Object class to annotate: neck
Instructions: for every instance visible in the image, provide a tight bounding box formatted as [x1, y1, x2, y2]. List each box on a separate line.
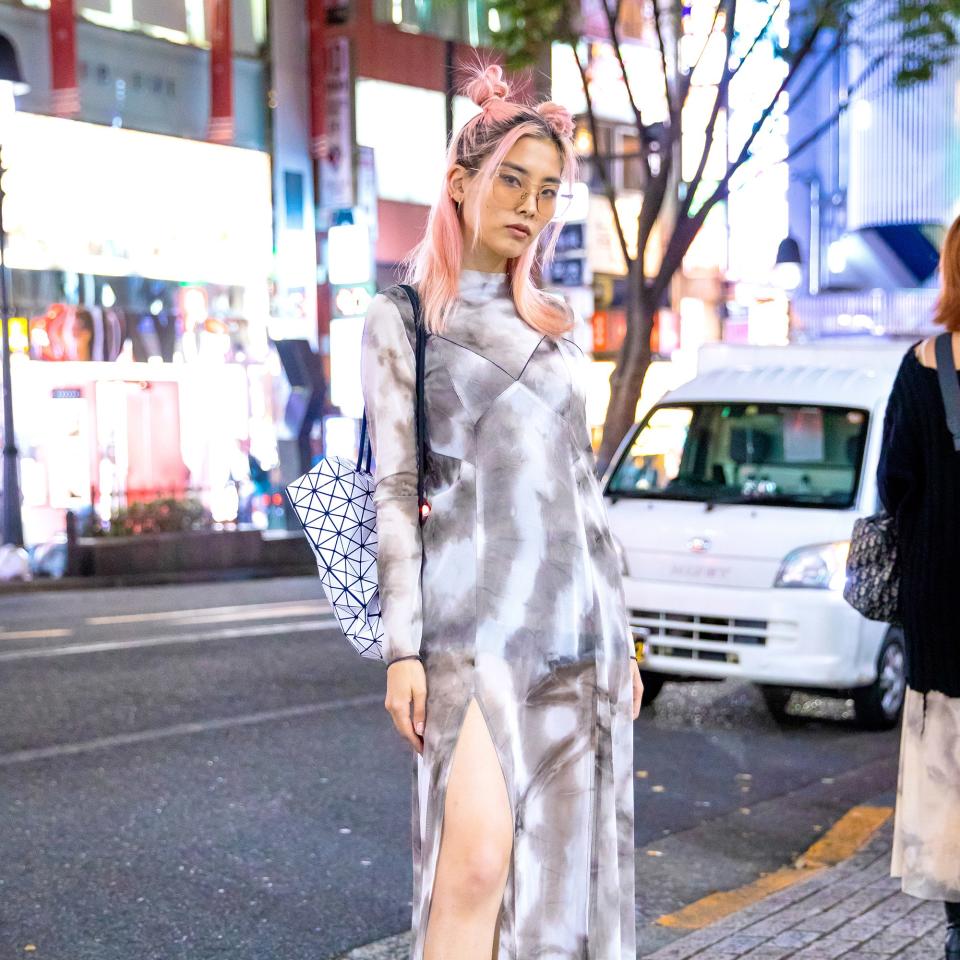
[460, 237, 507, 273]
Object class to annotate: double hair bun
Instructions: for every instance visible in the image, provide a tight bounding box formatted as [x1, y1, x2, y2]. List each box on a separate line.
[464, 64, 574, 140]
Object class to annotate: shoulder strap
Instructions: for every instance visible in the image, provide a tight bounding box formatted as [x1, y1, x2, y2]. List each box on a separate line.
[934, 332, 960, 452]
[356, 284, 428, 488]
[397, 283, 430, 524]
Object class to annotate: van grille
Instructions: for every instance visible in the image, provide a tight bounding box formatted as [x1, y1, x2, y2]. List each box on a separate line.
[629, 609, 771, 648]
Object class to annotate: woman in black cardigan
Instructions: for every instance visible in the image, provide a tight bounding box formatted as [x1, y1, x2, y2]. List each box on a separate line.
[877, 216, 960, 960]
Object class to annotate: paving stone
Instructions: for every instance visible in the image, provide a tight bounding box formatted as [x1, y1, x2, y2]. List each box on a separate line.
[639, 821, 946, 960]
[769, 930, 821, 948]
[789, 939, 855, 959]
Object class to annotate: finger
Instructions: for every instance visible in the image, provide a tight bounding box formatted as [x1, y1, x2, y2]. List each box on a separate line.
[391, 708, 420, 752]
[412, 687, 427, 740]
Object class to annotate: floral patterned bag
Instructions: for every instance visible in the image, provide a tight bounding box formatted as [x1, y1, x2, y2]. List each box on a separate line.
[844, 511, 900, 623]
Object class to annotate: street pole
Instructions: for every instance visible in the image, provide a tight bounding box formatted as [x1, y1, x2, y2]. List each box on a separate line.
[0, 139, 22, 546]
[0, 35, 30, 549]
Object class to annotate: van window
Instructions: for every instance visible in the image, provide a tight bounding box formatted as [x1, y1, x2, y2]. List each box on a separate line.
[607, 402, 869, 509]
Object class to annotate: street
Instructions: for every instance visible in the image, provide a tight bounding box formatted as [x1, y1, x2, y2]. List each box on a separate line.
[0, 576, 900, 960]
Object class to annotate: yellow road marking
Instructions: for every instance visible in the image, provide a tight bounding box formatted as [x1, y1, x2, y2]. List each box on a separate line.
[0, 628, 72, 640]
[796, 804, 892, 869]
[656, 804, 893, 930]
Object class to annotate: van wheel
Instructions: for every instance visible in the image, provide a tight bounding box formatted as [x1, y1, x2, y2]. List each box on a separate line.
[852, 628, 906, 730]
[759, 685, 794, 723]
[639, 671, 665, 706]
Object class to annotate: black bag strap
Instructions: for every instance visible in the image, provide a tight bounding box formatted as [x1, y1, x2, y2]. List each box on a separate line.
[397, 283, 430, 525]
[356, 410, 373, 473]
[934, 332, 960, 452]
[356, 284, 430, 524]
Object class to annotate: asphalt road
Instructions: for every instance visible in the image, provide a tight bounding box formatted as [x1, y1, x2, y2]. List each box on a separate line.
[0, 576, 900, 959]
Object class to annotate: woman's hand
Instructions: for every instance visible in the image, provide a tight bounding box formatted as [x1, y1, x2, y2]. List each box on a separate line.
[630, 659, 644, 720]
[385, 658, 427, 755]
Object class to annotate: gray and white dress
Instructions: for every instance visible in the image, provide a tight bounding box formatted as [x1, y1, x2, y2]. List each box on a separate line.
[360, 268, 637, 959]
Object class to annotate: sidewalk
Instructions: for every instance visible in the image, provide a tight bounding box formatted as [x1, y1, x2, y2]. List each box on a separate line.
[338, 819, 945, 959]
[646, 819, 943, 960]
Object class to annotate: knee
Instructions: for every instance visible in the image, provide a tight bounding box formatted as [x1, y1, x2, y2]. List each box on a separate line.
[447, 842, 511, 903]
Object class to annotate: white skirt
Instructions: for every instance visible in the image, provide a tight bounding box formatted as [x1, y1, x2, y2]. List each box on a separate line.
[890, 686, 960, 901]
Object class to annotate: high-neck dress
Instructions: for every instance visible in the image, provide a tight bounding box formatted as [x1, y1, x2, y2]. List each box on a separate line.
[359, 268, 637, 959]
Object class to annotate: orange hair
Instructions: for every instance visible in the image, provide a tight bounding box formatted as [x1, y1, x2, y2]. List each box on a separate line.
[933, 214, 960, 332]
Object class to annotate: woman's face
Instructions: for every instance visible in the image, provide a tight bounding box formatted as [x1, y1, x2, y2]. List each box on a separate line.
[448, 135, 564, 272]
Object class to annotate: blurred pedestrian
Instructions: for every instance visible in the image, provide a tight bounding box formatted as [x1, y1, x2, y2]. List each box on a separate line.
[359, 62, 642, 960]
[877, 213, 960, 960]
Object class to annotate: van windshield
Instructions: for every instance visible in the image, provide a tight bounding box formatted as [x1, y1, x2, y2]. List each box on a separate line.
[606, 402, 869, 509]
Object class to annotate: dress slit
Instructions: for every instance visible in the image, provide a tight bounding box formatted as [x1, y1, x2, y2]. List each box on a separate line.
[471, 689, 518, 959]
[412, 687, 518, 960]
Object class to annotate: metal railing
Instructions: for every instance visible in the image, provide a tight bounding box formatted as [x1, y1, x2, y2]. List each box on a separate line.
[791, 289, 940, 339]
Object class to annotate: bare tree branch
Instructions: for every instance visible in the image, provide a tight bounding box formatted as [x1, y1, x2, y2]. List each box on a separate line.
[681, 0, 727, 108]
[728, 0, 788, 83]
[571, 40, 631, 268]
[678, 0, 737, 225]
[655, 41, 889, 303]
[599, 0, 652, 176]
[729, 48, 891, 191]
[651, 0, 676, 122]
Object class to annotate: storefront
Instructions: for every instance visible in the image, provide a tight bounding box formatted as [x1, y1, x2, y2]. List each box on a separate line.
[3, 112, 277, 544]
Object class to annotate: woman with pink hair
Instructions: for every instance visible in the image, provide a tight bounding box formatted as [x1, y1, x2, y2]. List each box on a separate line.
[360, 62, 642, 959]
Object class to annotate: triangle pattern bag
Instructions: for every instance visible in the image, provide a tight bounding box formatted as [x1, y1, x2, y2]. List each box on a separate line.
[284, 283, 429, 661]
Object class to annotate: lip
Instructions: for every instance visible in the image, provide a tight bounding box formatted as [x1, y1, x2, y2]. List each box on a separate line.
[505, 224, 531, 238]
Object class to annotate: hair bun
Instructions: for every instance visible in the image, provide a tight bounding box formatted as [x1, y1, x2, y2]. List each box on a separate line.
[535, 101, 575, 140]
[464, 64, 510, 109]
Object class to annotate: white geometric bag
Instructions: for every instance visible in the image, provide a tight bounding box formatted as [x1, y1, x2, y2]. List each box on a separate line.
[284, 283, 429, 661]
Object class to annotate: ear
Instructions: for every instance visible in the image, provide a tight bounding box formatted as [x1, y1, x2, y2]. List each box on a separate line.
[447, 164, 468, 203]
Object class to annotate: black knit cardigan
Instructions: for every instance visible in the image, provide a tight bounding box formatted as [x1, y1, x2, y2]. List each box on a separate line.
[876, 344, 960, 697]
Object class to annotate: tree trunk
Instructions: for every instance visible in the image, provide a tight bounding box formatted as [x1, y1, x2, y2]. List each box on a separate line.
[595, 267, 655, 476]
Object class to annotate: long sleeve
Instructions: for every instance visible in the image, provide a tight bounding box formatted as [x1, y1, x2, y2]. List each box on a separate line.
[359, 292, 424, 664]
[877, 355, 921, 517]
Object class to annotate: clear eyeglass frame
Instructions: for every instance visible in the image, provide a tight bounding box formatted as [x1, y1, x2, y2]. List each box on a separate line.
[468, 165, 575, 222]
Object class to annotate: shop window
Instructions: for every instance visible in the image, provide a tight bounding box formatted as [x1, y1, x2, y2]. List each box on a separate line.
[132, 0, 188, 36]
[373, 0, 496, 45]
[69, 0, 263, 53]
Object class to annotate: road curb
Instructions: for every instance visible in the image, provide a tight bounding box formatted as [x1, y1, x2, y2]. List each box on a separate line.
[654, 803, 893, 931]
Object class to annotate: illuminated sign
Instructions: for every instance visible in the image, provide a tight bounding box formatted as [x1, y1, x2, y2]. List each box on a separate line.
[333, 282, 376, 319]
[3, 112, 273, 286]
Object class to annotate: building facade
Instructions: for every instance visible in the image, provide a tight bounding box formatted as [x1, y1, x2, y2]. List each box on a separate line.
[785, 12, 960, 338]
[1, 0, 290, 542]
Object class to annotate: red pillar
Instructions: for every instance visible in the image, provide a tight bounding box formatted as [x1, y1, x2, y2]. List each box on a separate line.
[207, 0, 234, 143]
[49, 0, 80, 117]
[307, 0, 327, 160]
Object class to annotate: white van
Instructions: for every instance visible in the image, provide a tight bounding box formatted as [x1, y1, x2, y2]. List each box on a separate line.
[601, 339, 910, 729]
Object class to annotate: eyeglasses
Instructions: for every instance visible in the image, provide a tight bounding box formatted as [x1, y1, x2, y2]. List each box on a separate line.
[473, 167, 574, 221]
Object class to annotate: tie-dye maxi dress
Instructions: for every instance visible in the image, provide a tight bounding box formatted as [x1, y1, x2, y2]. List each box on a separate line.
[359, 268, 637, 960]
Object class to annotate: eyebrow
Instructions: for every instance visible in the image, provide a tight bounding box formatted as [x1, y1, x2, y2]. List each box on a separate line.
[500, 161, 562, 185]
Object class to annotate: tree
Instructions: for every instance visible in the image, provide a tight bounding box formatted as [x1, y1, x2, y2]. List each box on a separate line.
[488, 0, 960, 472]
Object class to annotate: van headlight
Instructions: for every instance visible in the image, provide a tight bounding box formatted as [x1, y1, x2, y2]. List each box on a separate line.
[774, 542, 850, 591]
[611, 533, 629, 577]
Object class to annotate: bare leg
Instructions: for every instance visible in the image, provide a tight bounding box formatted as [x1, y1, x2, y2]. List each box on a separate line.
[423, 697, 513, 960]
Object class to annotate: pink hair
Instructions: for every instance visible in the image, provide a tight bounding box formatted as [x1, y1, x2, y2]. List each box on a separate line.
[400, 63, 579, 338]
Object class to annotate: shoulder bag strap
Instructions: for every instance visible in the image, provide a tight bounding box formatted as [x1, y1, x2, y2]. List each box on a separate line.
[355, 284, 424, 479]
[356, 411, 373, 473]
[397, 283, 430, 524]
[934, 332, 960, 452]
